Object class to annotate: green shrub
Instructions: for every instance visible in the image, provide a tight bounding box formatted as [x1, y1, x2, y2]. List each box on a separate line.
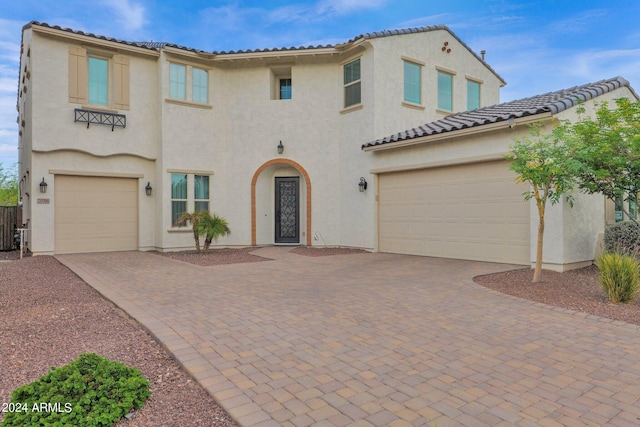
[1, 353, 150, 427]
[596, 252, 640, 303]
[604, 221, 640, 254]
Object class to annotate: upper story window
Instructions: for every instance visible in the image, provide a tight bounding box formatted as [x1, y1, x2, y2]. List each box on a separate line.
[68, 46, 130, 110]
[437, 70, 453, 112]
[169, 63, 187, 100]
[344, 58, 361, 108]
[279, 78, 292, 100]
[467, 79, 481, 111]
[403, 60, 421, 104]
[168, 63, 210, 105]
[192, 68, 209, 104]
[88, 57, 108, 105]
[271, 66, 292, 100]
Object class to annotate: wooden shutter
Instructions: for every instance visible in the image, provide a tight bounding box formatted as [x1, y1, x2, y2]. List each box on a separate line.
[68, 46, 87, 104]
[113, 55, 130, 110]
[605, 198, 615, 225]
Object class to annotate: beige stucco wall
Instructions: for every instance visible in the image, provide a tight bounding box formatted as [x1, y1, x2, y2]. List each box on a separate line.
[21, 29, 160, 254]
[366, 85, 638, 269]
[368, 30, 503, 139]
[20, 24, 510, 254]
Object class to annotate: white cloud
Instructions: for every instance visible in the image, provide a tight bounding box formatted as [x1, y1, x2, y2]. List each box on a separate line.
[315, 0, 388, 16]
[266, 0, 388, 24]
[0, 77, 17, 93]
[200, 3, 262, 33]
[0, 19, 24, 41]
[547, 9, 607, 36]
[0, 141, 18, 167]
[99, 0, 147, 32]
[399, 14, 452, 28]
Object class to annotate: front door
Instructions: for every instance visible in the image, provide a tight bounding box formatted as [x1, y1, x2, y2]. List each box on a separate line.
[275, 177, 299, 244]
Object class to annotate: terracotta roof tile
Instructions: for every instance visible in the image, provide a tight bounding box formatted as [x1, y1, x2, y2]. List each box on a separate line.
[23, 21, 503, 83]
[363, 76, 635, 149]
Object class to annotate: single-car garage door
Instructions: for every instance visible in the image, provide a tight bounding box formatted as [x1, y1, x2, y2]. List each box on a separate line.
[378, 160, 530, 264]
[55, 175, 138, 254]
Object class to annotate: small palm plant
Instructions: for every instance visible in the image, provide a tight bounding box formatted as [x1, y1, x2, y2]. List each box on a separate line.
[197, 213, 231, 252]
[177, 211, 206, 252]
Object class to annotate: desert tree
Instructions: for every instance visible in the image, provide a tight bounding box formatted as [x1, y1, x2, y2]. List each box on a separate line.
[507, 122, 580, 282]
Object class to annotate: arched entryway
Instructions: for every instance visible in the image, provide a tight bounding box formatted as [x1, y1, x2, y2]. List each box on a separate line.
[251, 159, 312, 246]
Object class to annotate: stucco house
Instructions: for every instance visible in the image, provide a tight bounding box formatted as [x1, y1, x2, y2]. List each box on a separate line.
[16, 21, 638, 271]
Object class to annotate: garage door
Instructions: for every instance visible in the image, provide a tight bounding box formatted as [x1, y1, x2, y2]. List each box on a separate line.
[378, 160, 530, 264]
[55, 176, 138, 254]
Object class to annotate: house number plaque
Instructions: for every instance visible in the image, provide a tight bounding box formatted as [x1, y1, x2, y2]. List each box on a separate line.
[37, 198, 50, 204]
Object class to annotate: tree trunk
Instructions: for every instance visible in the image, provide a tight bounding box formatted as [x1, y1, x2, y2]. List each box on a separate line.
[532, 184, 547, 283]
[533, 214, 544, 283]
[193, 231, 201, 253]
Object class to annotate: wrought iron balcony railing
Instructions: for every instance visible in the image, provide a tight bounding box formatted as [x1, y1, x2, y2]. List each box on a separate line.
[74, 108, 126, 131]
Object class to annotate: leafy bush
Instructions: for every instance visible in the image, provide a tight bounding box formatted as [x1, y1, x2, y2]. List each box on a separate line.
[1, 353, 150, 427]
[596, 252, 640, 303]
[604, 221, 640, 254]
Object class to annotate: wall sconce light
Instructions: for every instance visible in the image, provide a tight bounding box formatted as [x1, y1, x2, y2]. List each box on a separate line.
[277, 140, 284, 155]
[145, 182, 152, 196]
[359, 177, 368, 192]
[39, 177, 47, 193]
[507, 118, 516, 129]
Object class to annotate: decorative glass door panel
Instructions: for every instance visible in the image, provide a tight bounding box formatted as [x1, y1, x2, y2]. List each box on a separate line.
[275, 177, 299, 243]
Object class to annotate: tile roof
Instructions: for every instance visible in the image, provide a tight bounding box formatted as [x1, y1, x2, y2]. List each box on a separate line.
[23, 21, 503, 83]
[363, 76, 636, 149]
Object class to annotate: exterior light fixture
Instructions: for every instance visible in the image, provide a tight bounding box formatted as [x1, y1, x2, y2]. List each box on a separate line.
[359, 177, 368, 192]
[507, 118, 516, 129]
[277, 140, 284, 155]
[145, 181, 152, 196]
[39, 177, 48, 193]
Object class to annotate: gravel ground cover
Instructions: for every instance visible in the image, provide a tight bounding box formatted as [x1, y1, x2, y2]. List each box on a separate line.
[0, 254, 238, 426]
[151, 247, 268, 266]
[290, 246, 368, 256]
[474, 264, 640, 326]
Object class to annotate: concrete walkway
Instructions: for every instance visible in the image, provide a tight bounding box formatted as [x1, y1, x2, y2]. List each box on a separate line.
[56, 250, 640, 427]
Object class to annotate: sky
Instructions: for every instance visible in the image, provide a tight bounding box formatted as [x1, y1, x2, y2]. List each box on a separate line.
[1, 0, 639, 167]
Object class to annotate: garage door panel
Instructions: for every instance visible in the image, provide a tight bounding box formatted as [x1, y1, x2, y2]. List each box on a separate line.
[379, 161, 529, 265]
[55, 176, 138, 254]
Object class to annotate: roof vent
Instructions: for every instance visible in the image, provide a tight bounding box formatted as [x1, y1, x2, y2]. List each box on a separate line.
[481, 50, 486, 61]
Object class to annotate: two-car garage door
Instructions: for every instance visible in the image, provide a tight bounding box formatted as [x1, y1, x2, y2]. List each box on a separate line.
[55, 176, 138, 254]
[378, 160, 530, 265]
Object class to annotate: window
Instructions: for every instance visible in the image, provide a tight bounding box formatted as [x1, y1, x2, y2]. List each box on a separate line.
[616, 194, 639, 222]
[68, 47, 130, 109]
[171, 174, 187, 227]
[192, 68, 208, 103]
[344, 58, 361, 108]
[437, 71, 453, 111]
[279, 78, 292, 100]
[88, 57, 108, 105]
[403, 61, 421, 104]
[467, 80, 481, 111]
[630, 196, 638, 220]
[271, 67, 292, 100]
[169, 63, 186, 100]
[194, 175, 209, 213]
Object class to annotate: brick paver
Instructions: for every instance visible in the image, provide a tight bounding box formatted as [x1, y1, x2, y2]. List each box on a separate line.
[56, 250, 640, 426]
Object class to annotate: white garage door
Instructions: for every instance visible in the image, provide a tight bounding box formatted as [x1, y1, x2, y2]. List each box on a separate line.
[378, 160, 530, 264]
[55, 176, 138, 254]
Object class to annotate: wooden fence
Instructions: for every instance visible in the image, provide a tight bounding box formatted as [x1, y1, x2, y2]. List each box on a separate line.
[0, 206, 18, 250]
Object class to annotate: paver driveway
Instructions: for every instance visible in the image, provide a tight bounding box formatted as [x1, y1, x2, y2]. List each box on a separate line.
[57, 249, 640, 427]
